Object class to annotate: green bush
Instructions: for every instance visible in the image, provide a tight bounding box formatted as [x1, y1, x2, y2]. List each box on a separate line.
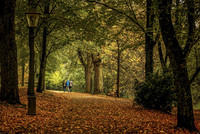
[134, 70, 175, 113]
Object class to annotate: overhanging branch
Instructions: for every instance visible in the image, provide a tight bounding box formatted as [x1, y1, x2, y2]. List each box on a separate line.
[85, 0, 145, 32]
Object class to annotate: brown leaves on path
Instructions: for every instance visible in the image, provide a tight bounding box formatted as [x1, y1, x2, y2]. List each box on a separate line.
[0, 88, 200, 133]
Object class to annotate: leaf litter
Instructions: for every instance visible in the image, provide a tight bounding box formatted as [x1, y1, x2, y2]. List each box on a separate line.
[0, 88, 200, 133]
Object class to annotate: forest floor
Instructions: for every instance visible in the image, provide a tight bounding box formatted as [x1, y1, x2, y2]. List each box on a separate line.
[0, 88, 200, 134]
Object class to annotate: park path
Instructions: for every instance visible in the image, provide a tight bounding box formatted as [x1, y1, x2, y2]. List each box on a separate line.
[0, 89, 199, 133]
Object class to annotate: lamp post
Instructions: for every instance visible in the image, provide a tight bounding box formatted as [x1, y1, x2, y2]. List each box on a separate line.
[26, 8, 40, 115]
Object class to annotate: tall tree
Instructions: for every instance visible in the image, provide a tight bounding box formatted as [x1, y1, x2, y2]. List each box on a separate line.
[145, 0, 155, 79]
[116, 40, 120, 97]
[77, 47, 93, 93]
[37, 0, 50, 92]
[0, 0, 20, 104]
[157, 0, 196, 131]
[21, 58, 25, 86]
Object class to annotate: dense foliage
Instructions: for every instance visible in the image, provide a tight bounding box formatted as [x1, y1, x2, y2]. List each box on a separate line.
[134, 69, 175, 113]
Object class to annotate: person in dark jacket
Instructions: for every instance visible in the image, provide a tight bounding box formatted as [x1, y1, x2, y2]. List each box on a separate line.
[69, 81, 73, 92]
[63, 80, 66, 92]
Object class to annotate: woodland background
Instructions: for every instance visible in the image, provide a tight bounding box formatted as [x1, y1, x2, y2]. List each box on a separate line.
[0, 0, 200, 132]
[12, 0, 199, 106]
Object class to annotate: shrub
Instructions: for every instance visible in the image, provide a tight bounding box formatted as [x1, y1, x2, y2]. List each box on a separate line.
[134, 70, 175, 113]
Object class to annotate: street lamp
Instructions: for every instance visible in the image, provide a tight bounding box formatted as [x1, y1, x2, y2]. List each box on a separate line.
[26, 9, 40, 28]
[26, 8, 40, 115]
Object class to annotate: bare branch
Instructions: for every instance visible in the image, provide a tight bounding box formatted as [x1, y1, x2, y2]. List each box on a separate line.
[47, 24, 57, 35]
[49, 4, 57, 14]
[127, 0, 138, 21]
[46, 43, 66, 58]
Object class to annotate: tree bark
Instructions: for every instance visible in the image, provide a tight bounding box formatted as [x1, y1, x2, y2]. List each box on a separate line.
[158, 42, 166, 69]
[36, 57, 47, 92]
[0, 0, 20, 104]
[145, 0, 154, 79]
[93, 54, 103, 94]
[37, 0, 50, 92]
[157, 0, 196, 131]
[183, 0, 196, 58]
[21, 60, 25, 86]
[85, 53, 93, 93]
[77, 48, 93, 93]
[116, 41, 120, 97]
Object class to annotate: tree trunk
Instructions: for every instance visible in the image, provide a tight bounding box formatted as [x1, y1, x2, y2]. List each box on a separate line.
[21, 61, 25, 86]
[93, 54, 103, 94]
[37, 0, 49, 92]
[158, 0, 196, 131]
[0, 0, 20, 104]
[145, 0, 154, 79]
[116, 42, 120, 97]
[85, 53, 92, 93]
[158, 42, 166, 69]
[195, 47, 199, 69]
[34, 53, 38, 81]
[77, 48, 94, 93]
[77, 48, 88, 92]
[36, 57, 47, 92]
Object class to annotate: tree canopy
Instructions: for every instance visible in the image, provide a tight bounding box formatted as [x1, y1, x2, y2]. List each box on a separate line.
[0, 0, 199, 132]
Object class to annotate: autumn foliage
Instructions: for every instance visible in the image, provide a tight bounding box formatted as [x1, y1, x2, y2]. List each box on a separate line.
[0, 88, 200, 133]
